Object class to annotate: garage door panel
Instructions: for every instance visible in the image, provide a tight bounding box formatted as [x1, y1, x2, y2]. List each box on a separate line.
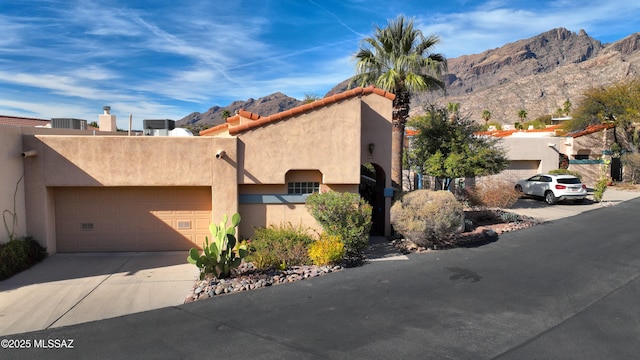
[55, 187, 212, 252]
[501, 160, 541, 181]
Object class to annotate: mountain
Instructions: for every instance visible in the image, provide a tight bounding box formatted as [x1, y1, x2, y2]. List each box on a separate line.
[421, 28, 640, 123]
[179, 28, 640, 129]
[177, 92, 303, 129]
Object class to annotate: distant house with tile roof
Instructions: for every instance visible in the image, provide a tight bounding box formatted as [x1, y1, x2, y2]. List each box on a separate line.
[0, 115, 51, 128]
[479, 122, 618, 186]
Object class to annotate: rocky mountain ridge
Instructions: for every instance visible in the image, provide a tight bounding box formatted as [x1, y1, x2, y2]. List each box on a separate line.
[178, 92, 303, 129]
[178, 27, 640, 129]
[423, 28, 640, 123]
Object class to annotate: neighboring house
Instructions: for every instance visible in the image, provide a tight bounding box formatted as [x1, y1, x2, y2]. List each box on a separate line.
[0, 116, 107, 246]
[478, 123, 617, 186]
[1, 86, 394, 253]
[0, 115, 51, 128]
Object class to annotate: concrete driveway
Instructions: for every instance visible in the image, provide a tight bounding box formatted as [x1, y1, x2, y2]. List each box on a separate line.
[0, 252, 198, 336]
[508, 188, 640, 222]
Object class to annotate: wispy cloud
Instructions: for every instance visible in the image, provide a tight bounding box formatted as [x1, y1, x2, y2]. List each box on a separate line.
[1, 0, 639, 128]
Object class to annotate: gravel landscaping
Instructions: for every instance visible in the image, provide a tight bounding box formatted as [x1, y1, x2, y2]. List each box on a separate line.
[184, 209, 540, 303]
[185, 262, 343, 303]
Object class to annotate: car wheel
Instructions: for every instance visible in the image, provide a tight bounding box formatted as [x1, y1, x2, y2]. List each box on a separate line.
[515, 184, 523, 193]
[544, 191, 557, 205]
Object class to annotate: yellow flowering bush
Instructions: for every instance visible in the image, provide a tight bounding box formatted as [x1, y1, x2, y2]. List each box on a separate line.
[308, 234, 344, 266]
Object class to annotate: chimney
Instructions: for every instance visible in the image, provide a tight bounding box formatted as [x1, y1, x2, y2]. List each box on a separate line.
[99, 105, 117, 132]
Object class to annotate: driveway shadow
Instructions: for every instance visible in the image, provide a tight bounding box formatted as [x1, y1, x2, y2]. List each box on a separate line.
[0, 252, 190, 289]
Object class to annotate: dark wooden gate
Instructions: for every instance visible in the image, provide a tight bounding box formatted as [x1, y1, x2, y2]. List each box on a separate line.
[611, 157, 623, 181]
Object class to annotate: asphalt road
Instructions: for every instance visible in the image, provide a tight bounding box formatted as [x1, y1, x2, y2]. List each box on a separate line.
[3, 198, 640, 359]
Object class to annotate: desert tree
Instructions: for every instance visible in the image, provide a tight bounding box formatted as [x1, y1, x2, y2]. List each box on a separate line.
[565, 79, 640, 153]
[408, 105, 508, 190]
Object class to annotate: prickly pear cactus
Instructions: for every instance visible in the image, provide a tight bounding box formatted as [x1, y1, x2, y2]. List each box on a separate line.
[187, 213, 248, 279]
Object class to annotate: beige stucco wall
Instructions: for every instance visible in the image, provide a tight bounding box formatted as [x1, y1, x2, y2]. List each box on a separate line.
[485, 136, 564, 183]
[237, 97, 362, 185]
[0, 127, 27, 243]
[360, 95, 393, 182]
[504, 136, 564, 171]
[238, 204, 321, 240]
[1, 126, 120, 245]
[564, 129, 613, 186]
[236, 93, 393, 237]
[22, 135, 238, 253]
[566, 129, 611, 159]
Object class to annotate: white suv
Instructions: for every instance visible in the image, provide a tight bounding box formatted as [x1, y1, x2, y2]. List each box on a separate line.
[515, 173, 588, 205]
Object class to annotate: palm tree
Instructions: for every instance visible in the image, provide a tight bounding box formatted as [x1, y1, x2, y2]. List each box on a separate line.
[517, 109, 528, 122]
[221, 109, 231, 121]
[447, 102, 460, 122]
[481, 109, 491, 125]
[562, 99, 572, 116]
[352, 15, 447, 190]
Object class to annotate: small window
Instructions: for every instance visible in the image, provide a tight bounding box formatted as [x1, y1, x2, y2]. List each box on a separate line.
[287, 182, 320, 194]
[177, 221, 192, 230]
[81, 223, 94, 231]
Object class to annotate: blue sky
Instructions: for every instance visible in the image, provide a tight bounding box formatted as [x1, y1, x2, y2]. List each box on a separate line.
[1, 0, 639, 129]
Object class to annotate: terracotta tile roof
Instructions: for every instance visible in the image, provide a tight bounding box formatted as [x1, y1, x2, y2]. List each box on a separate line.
[476, 124, 565, 138]
[199, 86, 395, 136]
[568, 123, 615, 138]
[526, 124, 563, 132]
[0, 115, 50, 127]
[405, 129, 419, 137]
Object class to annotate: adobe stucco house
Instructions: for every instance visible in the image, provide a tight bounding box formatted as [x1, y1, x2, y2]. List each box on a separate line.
[1, 86, 394, 253]
[480, 123, 617, 186]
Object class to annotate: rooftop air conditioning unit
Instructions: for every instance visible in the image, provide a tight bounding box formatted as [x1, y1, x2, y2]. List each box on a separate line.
[143, 119, 175, 136]
[51, 118, 88, 130]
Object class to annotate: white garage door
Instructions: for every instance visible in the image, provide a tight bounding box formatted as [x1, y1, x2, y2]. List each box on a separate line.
[55, 187, 211, 252]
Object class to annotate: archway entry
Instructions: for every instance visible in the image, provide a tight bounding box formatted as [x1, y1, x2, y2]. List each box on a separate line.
[360, 163, 386, 235]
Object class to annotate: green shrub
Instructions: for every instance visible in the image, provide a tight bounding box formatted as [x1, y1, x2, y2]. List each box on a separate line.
[308, 234, 344, 266]
[548, 169, 582, 181]
[593, 176, 608, 202]
[246, 222, 314, 270]
[306, 191, 372, 263]
[390, 190, 464, 248]
[466, 180, 521, 208]
[0, 237, 47, 280]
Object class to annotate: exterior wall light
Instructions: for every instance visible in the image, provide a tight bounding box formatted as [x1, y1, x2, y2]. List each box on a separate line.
[368, 143, 375, 155]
